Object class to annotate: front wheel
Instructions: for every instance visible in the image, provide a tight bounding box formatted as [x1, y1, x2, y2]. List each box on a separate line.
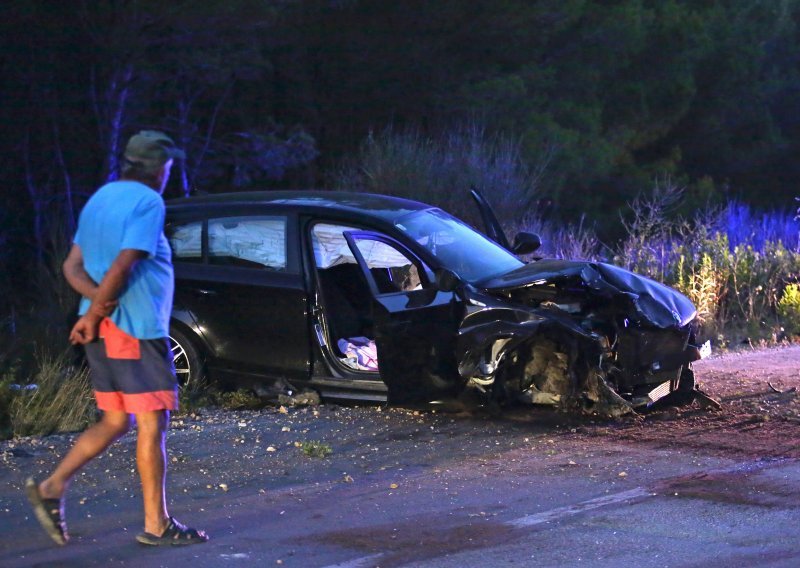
[168, 327, 204, 389]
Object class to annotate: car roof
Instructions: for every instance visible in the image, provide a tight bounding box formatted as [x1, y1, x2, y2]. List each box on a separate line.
[166, 190, 431, 222]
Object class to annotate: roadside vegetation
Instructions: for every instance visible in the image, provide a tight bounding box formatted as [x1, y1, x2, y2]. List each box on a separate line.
[522, 181, 800, 348]
[0, 351, 95, 439]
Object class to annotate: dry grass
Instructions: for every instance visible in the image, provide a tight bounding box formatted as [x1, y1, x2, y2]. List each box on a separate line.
[8, 349, 96, 437]
[177, 376, 219, 415]
[218, 388, 264, 410]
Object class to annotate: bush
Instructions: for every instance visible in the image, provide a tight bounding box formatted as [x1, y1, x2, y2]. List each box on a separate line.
[674, 252, 724, 326]
[511, 213, 602, 261]
[613, 178, 685, 280]
[726, 243, 785, 327]
[778, 283, 800, 337]
[331, 124, 544, 227]
[720, 201, 800, 252]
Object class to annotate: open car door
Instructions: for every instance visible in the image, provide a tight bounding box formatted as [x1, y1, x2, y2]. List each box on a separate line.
[470, 188, 511, 249]
[471, 188, 542, 256]
[342, 230, 465, 403]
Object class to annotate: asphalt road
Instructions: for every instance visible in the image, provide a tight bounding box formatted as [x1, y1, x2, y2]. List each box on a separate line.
[2, 347, 800, 567]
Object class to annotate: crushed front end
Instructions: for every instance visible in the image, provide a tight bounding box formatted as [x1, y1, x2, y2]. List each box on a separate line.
[457, 259, 712, 416]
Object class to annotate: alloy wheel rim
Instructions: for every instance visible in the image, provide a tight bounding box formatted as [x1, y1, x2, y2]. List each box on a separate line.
[169, 336, 191, 386]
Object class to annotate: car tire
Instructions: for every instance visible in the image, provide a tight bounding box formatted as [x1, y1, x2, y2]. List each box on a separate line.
[168, 326, 205, 389]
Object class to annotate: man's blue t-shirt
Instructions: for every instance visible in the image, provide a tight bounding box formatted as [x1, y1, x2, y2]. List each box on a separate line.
[74, 180, 174, 339]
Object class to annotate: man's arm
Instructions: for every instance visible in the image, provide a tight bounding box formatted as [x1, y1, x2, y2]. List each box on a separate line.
[62, 244, 99, 299]
[68, 249, 148, 345]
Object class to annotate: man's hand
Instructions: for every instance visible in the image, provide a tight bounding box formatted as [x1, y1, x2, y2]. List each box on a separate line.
[66, 248, 146, 345]
[89, 300, 118, 318]
[69, 315, 100, 345]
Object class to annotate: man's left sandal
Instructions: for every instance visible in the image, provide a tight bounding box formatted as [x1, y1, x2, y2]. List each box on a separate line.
[136, 517, 209, 546]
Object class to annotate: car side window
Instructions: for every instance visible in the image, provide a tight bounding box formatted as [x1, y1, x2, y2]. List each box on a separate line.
[349, 237, 423, 294]
[311, 223, 427, 295]
[166, 221, 202, 263]
[208, 216, 287, 271]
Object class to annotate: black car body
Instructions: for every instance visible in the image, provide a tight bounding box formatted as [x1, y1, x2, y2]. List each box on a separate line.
[165, 190, 709, 415]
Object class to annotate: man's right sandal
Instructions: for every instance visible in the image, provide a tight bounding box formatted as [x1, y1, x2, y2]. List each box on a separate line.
[25, 477, 68, 545]
[136, 516, 209, 546]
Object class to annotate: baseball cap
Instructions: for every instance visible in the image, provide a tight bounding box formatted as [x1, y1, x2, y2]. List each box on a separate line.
[124, 130, 185, 165]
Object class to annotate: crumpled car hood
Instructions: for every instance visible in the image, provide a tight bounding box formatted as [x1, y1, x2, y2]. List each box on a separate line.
[478, 259, 697, 329]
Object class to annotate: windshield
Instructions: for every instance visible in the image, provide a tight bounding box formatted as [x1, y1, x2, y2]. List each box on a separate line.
[394, 208, 524, 282]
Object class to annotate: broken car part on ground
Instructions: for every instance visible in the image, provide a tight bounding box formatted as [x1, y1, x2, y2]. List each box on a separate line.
[164, 189, 712, 417]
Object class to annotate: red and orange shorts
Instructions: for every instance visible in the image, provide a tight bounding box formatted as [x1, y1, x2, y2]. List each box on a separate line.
[84, 318, 178, 414]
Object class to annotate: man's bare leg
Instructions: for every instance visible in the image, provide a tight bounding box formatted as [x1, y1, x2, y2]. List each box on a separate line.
[136, 410, 170, 536]
[38, 410, 131, 500]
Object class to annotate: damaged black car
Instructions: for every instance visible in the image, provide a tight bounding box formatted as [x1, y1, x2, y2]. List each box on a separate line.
[165, 190, 711, 416]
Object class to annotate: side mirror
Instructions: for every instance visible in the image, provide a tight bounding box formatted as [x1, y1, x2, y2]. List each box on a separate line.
[512, 232, 541, 255]
[434, 268, 462, 293]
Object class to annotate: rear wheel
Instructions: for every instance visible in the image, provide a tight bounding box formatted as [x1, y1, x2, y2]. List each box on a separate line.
[168, 326, 204, 389]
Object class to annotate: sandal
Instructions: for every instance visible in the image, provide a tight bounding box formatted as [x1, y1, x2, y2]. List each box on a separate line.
[24, 477, 68, 545]
[136, 516, 209, 546]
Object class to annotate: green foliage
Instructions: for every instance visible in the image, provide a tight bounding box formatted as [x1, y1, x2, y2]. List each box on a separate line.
[299, 440, 332, 459]
[666, 227, 732, 334]
[778, 284, 800, 336]
[728, 244, 774, 325]
[673, 251, 724, 327]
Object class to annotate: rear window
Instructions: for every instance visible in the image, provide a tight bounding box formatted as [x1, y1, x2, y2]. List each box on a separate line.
[167, 221, 202, 263]
[208, 216, 287, 270]
[167, 215, 289, 271]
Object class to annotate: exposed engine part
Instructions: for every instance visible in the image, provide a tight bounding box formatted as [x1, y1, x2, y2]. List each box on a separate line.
[523, 340, 571, 395]
[516, 388, 561, 405]
[580, 371, 636, 418]
[478, 338, 512, 377]
[505, 338, 634, 418]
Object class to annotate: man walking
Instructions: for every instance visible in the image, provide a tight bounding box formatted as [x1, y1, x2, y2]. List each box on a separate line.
[25, 131, 208, 546]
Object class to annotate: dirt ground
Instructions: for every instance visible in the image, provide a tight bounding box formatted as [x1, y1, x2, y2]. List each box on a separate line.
[3, 344, 800, 474]
[587, 343, 800, 459]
